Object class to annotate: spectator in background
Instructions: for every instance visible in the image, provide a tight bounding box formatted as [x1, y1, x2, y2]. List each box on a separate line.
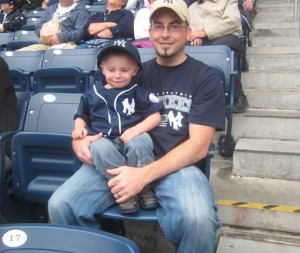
[133, 0, 154, 46]
[18, 0, 90, 50]
[189, 0, 248, 113]
[77, 0, 134, 49]
[15, 0, 42, 13]
[0, 0, 26, 32]
[0, 56, 18, 171]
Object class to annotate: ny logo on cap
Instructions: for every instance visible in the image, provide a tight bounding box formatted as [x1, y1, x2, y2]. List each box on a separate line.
[163, 0, 174, 4]
[113, 39, 127, 47]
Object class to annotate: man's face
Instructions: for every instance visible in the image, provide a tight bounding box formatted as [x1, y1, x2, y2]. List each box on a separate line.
[149, 8, 191, 65]
[59, 0, 74, 7]
[107, 0, 124, 9]
[0, 3, 13, 13]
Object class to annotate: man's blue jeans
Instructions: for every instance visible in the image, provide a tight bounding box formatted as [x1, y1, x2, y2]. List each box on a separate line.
[48, 137, 221, 253]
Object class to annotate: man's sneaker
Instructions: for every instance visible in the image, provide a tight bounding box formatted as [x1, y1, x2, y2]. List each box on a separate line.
[138, 185, 158, 210]
[119, 196, 139, 213]
[234, 95, 248, 113]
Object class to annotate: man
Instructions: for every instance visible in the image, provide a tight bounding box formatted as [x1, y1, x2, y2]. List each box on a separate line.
[18, 0, 90, 50]
[48, 0, 224, 252]
[0, 0, 26, 33]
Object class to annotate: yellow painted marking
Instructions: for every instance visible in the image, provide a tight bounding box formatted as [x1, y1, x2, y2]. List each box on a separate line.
[217, 199, 300, 213]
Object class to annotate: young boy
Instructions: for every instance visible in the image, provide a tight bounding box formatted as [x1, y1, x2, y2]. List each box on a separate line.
[72, 39, 163, 213]
[0, 0, 26, 33]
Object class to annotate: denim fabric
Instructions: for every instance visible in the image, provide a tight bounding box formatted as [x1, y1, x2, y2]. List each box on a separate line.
[90, 134, 155, 180]
[48, 135, 221, 252]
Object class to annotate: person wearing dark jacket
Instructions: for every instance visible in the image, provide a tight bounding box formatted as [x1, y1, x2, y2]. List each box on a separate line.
[0, 56, 18, 171]
[0, 0, 26, 32]
[77, 0, 134, 49]
[14, 0, 42, 13]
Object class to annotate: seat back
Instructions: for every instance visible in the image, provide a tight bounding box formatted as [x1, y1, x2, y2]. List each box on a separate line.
[6, 30, 40, 51]
[0, 224, 141, 253]
[16, 92, 32, 131]
[33, 48, 99, 93]
[0, 50, 44, 91]
[0, 32, 14, 51]
[22, 17, 41, 31]
[11, 93, 82, 203]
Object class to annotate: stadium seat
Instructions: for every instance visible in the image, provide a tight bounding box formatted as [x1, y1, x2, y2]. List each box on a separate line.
[0, 32, 14, 51]
[6, 30, 40, 51]
[33, 48, 99, 93]
[22, 17, 41, 31]
[0, 50, 44, 91]
[26, 10, 45, 18]
[11, 93, 82, 204]
[0, 223, 141, 253]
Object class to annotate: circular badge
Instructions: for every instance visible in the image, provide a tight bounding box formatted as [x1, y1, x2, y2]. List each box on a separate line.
[53, 49, 62, 55]
[2, 229, 27, 247]
[43, 94, 56, 103]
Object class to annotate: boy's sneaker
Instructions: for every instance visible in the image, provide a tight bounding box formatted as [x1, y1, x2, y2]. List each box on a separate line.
[138, 185, 158, 210]
[119, 196, 139, 213]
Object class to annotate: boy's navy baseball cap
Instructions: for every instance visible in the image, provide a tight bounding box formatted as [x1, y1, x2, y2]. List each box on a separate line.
[97, 40, 142, 68]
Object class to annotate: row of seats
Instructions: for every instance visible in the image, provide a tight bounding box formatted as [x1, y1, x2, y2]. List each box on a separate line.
[1, 47, 99, 93]
[0, 45, 236, 225]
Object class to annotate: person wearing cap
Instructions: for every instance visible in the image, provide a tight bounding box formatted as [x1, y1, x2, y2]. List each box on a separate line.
[0, 0, 26, 33]
[48, 0, 224, 252]
[52, 39, 163, 214]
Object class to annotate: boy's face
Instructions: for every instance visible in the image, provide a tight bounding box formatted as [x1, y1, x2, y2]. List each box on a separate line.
[100, 54, 140, 89]
[0, 3, 13, 13]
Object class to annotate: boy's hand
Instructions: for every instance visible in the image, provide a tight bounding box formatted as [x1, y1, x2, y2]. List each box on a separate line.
[120, 129, 140, 144]
[72, 128, 88, 139]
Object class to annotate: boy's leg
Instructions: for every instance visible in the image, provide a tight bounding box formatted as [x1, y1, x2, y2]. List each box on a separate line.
[124, 133, 157, 209]
[154, 165, 221, 253]
[48, 162, 115, 228]
[90, 138, 139, 213]
[90, 138, 126, 180]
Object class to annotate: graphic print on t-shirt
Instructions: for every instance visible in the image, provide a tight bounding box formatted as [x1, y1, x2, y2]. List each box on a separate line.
[157, 91, 192, 131]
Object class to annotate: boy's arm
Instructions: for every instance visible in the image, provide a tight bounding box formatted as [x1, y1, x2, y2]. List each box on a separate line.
[72, 117, 88, 139]
[120, 112, 161, 144]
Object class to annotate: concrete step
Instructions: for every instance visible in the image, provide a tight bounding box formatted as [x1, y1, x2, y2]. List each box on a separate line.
[247, 54, 300, 71]
[230, 109, 300, 141]
[246, 46, 300, 55]
[233, 138, 300, 180]
[216, 227, 300, 253]
[245, 88, 300, 110]
[211, 155, 300, 233]
[253, 22, 298, 29]
[255, 7, 294, 17]
[242, 72, 300, 89]
[254, 16, 294, 23]
[252, 28, 299, 37]
[251, 37, 300, 47]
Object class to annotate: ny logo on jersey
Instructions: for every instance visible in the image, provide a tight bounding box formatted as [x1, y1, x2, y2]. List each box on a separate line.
[113, 39, 127, 47]
[168, 111, 183, 130]
[122, 98, 135, 115]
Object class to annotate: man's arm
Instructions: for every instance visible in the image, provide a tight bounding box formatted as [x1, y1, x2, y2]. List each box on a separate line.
[88, 22, 117, 36]
[108, 123, 215, 203]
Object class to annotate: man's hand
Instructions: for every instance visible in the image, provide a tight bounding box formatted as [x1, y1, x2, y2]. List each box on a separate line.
[48, 34, 60, 45]
[0, 24, 4, 33]
[72, 133, 103, 165]
[107, 166, 147, 203]
[243, 1, 254, 11]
